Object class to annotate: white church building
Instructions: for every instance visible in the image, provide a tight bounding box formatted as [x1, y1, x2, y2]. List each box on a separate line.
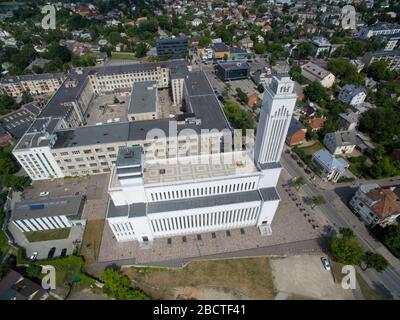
[106, 73, 297, 244]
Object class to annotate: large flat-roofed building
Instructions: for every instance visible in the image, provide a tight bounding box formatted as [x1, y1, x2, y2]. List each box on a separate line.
[0, 73, 65, 98]
[10, 195, 85, 233]
[106, 73, 297, 244]
[357, 23, 400, 39]
[12, 61, 231, 180]
[216, 61, 250, 81]
[0, 103, 41, 139]
[362, 49, 400, 70]
[301, 62, 335, 88]
[156, 36, 188, 59]
[127, 81, 159, 121]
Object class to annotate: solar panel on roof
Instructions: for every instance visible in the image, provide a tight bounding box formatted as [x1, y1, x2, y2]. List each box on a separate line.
[30, 204, 44, 210]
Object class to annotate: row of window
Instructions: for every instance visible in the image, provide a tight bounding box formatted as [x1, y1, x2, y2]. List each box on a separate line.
[150, 207, 259, 234]
[149, 181, 257, 202]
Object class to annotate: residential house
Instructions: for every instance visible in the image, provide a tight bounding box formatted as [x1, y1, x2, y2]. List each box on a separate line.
[305, 116, 326, 132]
[286, 117, 307, 146]
[0, 127, 13, 146]
[312, 36, 331, 56]
[248, 91, 261, 107]
[312, 148, 349, 182]
[323, 131, 358, 155]
[212, 42, 231, 60]
[339, 112, 360, 131]
[350, 184, 400, 227]
[338, 84, 367, 106]
[301, 62, 336, 88]
[239, 37, 254, 49]
[0, 270, 47, 300]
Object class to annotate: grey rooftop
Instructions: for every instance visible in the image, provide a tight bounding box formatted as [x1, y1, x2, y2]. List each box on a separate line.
[107, 187, 279, 219]
[128, 81, 157, 115]
[11, 195, 84, 221]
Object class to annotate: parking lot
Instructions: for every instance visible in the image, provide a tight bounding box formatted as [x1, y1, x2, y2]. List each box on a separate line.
[271, 254, 355, 300]
[85, 94, 128, 126]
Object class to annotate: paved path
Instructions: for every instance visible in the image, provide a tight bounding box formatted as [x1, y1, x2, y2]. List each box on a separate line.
[85, 237, 326, 277]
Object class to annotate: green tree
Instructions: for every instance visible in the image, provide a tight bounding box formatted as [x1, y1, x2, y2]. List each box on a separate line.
[363, 251, 388, 272]
[236, 88, 249, 104]
[339, 227, 355, 238]
[304, 82, 329, 102]
[2, 175, 31, 191]
[330, 236, 364, 265]
[135, 43, 148, 58]
[20, 91, 33, 105]
[26, 264, 42, 281]
[253, 43, 267, 54]
[311, 195, 326, 208]
[223, 100, 255, 130]
[198, 37, 212, 47]
[367, 60, 393, 81]
[381, 225, 400, 258]
[293, 176, 305, 190]
[100, 268, 150, 300]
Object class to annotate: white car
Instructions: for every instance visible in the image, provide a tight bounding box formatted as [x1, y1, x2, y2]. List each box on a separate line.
[29, 252, 38, 261]
[321, 257, 331, 271]
[39, 191, 49, 197]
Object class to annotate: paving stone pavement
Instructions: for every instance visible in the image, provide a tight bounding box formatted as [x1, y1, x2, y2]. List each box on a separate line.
[87, 174, 327, 273]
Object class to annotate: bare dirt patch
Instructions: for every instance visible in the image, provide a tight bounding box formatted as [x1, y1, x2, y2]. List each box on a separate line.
[124, 257, 276, 300]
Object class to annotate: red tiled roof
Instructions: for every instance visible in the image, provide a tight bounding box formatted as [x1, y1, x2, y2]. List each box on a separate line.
[306, 117, 326, 130]
[368, 188, 400, 219]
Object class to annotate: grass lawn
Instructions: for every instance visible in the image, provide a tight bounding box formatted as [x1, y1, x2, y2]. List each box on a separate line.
[356, 272, 379, 300]
[0, 210, 9, 260]
[80, 219, 105, 264]
[111, 52, 137, 60]
[124, 257, 276, 299]
[33, 255, 95, 291]
[298, 141, 323, 155]
[0, 229, 9, 261]
[25, 228, 71, 243]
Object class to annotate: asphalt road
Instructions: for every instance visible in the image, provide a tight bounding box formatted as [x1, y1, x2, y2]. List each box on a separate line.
[281, 151, 400, 300]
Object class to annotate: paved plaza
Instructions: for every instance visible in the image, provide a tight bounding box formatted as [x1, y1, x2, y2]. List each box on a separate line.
[96, 171, 324, 266]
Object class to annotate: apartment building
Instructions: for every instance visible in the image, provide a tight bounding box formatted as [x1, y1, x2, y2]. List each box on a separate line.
[0, 73, 65, 97]
[12, 63, 230, 180]
[362, 49, 400, 70]
[156, 36, 189, 59]
[357, 24, 400, 39]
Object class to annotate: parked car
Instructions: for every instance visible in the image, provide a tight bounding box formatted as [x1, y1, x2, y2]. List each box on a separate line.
[321, 257, 331, 271]
[29, 252, 38, 262]
[39, 191, 49, 197]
